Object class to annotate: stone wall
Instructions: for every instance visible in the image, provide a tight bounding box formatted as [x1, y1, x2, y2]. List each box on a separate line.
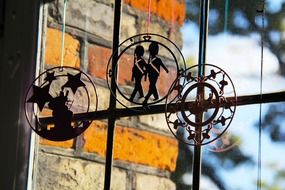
[33, 0, 186, 189]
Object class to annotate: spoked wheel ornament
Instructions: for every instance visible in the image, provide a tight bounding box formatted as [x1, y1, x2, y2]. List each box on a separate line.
[25, 66, 98, 141]
[165, 64, 237, 145]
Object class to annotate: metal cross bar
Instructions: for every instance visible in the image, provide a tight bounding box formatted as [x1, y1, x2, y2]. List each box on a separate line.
[40, 91, 285, 125]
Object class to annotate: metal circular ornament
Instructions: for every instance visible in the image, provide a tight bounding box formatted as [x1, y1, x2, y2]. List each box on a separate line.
[106, 33, 186, 109]
[25, 66, 98, 141]
[165, 64, 236, 146]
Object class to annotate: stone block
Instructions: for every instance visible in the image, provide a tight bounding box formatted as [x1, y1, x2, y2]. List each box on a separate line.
[83, 121, 107, 157]
[88, 44, 111, 79]
[124, 0, 186, 26]
[138, 113, 169, 132]
[138, 20, 168, 38]
[120, 13, 137, 40]
[136, 173, 176, 190]
[96, 85, 110, 111]
[83, 121, 178, 171]
[136, 21, 183, 57]
[60, 0, 113, 41]
[53, 0, 136, 42]
[40, 138, 74, 148]
[45, 28, 80, 68]
[36, 152, 126, 190]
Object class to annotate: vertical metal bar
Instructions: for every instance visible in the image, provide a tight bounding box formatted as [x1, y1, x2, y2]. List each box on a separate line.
[192, 0, 210, 190]
[103, 0, 122, 190]
[197, 0, 209, 77]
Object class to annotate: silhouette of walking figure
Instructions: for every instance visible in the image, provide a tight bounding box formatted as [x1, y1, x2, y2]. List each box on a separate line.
[143, 42, 169, 105]
[130, 45, 147, 102]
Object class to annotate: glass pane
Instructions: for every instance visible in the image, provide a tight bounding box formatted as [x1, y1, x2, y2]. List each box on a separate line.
[32, 0, 189, 190]
[32, 0, 114, 189]
[180, 0, 285, 189]
[30, 0, 285, 190]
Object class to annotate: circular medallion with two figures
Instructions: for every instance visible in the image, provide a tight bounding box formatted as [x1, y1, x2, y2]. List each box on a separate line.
[106, 33, 186, 109]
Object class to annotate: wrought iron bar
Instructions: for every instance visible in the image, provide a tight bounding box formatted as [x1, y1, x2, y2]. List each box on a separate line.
[40, 91, 285, 123]
[103, 0, 122, 190]
[193, 0, 210, 189]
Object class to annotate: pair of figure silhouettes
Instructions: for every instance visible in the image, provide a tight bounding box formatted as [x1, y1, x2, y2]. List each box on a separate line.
[130, 42, 169, 104]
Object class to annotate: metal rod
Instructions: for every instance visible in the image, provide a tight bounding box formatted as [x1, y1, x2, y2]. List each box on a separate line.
[197, 0, 209, 78]
[103, 0, 122, 190]
[193, 0, 210, 189]
[40, 91, 285, 123]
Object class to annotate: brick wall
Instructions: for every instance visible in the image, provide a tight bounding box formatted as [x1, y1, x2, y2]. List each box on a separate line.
[34, 0, 186, 189]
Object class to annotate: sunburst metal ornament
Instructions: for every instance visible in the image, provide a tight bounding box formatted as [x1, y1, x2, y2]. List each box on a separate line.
[106, 33, 186, 109]
[165, 64, 236, 145]
[25, 66, 98, 141]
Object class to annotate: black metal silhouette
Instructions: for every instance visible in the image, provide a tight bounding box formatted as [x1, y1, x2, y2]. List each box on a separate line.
[106, 33, 186, 109]
[143, 42, 169, 105]
[44, 71, 56, 83]
[25, 66, 98, 141]
[47, 90, 74, 139]
[165, 64, 236, 146]
[130, 45, 147, 101]
[62, 72, 86, 94]
[27, 84, 52, 111]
